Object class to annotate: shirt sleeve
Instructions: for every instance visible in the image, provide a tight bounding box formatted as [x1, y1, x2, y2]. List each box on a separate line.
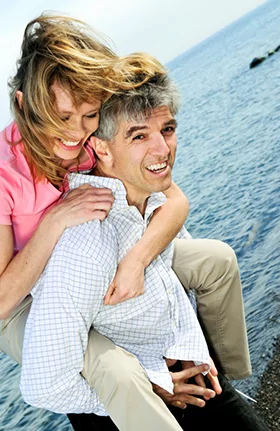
[20, 243, 108, 414]
[177, 226, 192, 240]
[164, 280, 210, 371]
[0, 178, 13, 225]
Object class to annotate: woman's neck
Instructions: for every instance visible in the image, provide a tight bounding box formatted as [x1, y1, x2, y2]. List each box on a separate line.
[60, 146, 88, 170]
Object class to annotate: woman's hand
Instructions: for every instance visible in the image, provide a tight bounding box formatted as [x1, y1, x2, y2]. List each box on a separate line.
[104, 252, 145, 305]
[0, 184, 114, 318]
[47, 184, 114, 235]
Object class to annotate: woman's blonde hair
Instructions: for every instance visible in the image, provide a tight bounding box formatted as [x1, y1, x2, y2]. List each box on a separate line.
[8, 12, 166, 186]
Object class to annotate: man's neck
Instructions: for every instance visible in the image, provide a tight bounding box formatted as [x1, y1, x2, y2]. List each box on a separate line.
[125, 196, 147, 216]
[92, 166, 148, 216]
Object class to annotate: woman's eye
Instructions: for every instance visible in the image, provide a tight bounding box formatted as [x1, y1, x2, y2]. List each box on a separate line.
[86, 112, 98, 119]
[61, 117, 70, 122]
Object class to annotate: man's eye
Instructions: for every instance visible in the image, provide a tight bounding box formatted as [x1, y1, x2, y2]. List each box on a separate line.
[133, 134, 145, 141]
[162, 126, 175, 135]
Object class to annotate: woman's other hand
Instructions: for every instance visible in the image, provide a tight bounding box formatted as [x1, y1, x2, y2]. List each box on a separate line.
[47, 184, 114, 234]
[104, 252, 145, 305]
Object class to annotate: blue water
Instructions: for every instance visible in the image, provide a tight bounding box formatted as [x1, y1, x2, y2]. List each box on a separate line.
[1, 0, 279, 429]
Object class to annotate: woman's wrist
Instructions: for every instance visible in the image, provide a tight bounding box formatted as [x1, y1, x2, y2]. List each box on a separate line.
[38, 210, 65, 246]
[126, 240, 155, 269]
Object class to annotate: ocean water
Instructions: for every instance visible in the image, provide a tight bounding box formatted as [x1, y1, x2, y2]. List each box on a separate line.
[1, 0, 279, 429]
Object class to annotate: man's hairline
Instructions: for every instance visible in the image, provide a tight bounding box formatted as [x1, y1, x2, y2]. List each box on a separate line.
[106, 105, 177, 143]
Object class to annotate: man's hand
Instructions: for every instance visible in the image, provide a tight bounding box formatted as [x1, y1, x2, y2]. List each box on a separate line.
[181, 359, 222, 400]
[206, 357, 222, 395]
[152, 363, 216, 409]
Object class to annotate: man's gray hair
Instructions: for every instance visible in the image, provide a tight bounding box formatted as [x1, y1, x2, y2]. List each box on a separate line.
[94, 73, 180, 141]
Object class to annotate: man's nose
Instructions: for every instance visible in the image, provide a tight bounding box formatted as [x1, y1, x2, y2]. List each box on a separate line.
[150, 133, 170, 156]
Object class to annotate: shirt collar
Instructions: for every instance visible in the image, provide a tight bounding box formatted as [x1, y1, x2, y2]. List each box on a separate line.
[67, 172, 166, 219]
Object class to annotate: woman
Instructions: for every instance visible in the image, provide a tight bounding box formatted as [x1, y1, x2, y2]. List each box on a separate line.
[0, 13, 250, 431]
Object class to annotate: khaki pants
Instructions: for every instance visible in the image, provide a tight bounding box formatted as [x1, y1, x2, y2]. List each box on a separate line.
[82, 330, 182, 430]
[0, 295, 32, 364]
[0, 238, 251, 430]
[172, 238, 251, 380]
[0, 299, 181, 431]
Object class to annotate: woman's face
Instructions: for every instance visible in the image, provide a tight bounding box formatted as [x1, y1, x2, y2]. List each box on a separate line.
[51, 82, 101, 164]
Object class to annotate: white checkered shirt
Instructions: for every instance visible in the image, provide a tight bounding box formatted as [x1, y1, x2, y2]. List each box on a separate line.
[20, 173, 210, 416]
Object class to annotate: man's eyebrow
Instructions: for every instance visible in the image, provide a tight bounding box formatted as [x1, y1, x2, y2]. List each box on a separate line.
[125, 125, 148, 139]
[163, 118, 177, 128]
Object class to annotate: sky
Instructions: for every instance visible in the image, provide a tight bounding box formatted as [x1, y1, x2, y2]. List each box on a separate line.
[0, 0, 267, 128]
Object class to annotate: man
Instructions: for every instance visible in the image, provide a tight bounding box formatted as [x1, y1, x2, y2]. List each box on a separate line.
[20, 71, 266, 430]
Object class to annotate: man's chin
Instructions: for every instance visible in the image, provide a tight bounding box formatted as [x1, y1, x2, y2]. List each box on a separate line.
[155, 177, 172, 193]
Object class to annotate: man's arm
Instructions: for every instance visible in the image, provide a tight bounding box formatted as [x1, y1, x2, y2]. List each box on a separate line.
[20, 241, 108, 414]
[152, 363, 215, 409]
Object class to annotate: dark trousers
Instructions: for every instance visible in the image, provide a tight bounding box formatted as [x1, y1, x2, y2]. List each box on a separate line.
[169, 373, 269, 431]
[67, 412, 118, 430]
[67, 372, 268, 431]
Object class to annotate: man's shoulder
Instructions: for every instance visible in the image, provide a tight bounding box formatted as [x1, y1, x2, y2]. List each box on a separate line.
[55, 219, 118, 266]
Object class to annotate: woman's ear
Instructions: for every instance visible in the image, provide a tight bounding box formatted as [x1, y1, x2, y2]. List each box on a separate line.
[15, 91, 24, 109]
[90, 136, 113, 164]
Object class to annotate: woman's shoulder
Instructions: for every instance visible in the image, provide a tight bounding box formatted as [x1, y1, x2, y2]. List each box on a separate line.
[0, 122, 23, 164]
[0, 122, 28, 173]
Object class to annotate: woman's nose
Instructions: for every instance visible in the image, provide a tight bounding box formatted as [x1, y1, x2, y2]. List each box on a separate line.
[66, 119, 87, 141]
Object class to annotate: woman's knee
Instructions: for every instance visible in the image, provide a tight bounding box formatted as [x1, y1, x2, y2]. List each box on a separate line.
[201, 239, 238, 271]
[83, 331, 146, 390]
[86, 343, 149, 406]
[103, 348, 145, 389]
[173, 238, 239, 289]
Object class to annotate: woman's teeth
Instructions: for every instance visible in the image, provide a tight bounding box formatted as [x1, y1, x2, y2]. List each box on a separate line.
[59, 138, 80, 147]
[147, 162, 167, 172]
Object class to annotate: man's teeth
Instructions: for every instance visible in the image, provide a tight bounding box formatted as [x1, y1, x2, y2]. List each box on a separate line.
[147, 162, 167, 172]
[59, 138, 80, 147]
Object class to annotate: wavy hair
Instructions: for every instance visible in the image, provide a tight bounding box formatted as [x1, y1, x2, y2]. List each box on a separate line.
[8, 13, 166, 185]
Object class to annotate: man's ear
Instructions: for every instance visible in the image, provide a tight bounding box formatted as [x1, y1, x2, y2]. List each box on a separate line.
[15, 91, 23, 109]
[90, 136, 113, 164]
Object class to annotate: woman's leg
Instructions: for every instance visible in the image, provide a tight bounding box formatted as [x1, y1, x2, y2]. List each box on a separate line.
[82, 329, 182, 431]
[172, 238, 251, 380]
[1, 298, 181, 430]
[0, 295, 32, 364]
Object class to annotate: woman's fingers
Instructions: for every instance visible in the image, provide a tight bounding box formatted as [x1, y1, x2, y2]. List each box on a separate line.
[51, 185, 114, 229]
[104, 255, 145, 306]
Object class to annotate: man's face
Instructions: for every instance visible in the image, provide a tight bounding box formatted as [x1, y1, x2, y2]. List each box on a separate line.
[109, 105, 177, 211]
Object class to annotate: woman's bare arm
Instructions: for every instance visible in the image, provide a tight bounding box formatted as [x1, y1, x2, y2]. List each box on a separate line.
[104, 181, 189, 305]
[0, 185, 114, 319]
[0, 221, 62, 319]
